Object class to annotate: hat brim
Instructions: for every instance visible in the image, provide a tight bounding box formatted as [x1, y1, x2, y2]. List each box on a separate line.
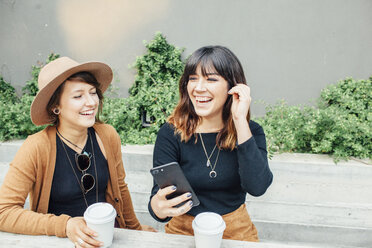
[30, 61, 113, 126]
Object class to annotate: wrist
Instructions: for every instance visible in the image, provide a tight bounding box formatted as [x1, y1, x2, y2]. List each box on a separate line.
[234, 120, 252, 145]
[233, 118, 249, 131]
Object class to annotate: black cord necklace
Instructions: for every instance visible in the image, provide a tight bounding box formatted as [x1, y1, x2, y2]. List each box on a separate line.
[56, 127, 86, 151]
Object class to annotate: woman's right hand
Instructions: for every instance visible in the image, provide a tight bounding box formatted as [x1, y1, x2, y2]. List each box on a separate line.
[66, 217, 103, 248]
[150, 185, 193, 220]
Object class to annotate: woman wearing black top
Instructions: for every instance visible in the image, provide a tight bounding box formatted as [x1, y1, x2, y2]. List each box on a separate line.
[148, 46, 273, 241]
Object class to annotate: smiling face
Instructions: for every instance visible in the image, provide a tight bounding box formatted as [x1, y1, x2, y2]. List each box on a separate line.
[187, 65, 229, 122]
[57, 80, 99, 130]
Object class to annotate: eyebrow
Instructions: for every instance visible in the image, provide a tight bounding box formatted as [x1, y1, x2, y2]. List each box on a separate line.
[72, 86, 96, 93]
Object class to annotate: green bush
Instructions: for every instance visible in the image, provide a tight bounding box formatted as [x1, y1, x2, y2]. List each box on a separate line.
[0, 95, 43, 140]
[0, 76, 18, 103]
[102, 32, 184, 144]
[255, 77, 372, 161]
[0, 54, 60, 141]
[0, 34, 370, 162]
[254, 101, 315, 155]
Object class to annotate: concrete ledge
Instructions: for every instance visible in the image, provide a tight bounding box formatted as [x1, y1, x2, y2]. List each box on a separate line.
[0, 140, 24, 163]
[270, 152, 371, 167]
[1, 141, 370, 167]
[1, 141, 371, 247]
[256, 220, 372, 248]
[0, 162, 9, 184]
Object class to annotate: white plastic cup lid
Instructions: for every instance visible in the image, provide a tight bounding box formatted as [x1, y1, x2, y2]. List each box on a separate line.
[192, 212, 226, 235]
[84, 202, 117, 225]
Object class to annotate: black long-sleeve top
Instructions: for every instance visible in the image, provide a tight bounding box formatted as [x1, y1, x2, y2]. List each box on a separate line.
[148, 121, 273, 222]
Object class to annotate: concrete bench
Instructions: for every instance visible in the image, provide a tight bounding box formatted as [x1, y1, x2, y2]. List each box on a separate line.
[124, 151, 372, 248]
[1, 141, 371, 247]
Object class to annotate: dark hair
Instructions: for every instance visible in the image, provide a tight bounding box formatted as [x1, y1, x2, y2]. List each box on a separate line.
[46, 72, 104, 125]
[168, 46, 250, 150]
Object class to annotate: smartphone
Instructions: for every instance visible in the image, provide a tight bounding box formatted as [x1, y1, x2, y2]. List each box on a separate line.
[150, 162, 200, 207]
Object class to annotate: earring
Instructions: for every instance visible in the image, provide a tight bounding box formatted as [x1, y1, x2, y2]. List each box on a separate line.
[53, 108, 60, 115]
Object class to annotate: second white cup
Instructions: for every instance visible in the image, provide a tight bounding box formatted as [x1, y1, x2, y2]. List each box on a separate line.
[192, 212, 226, 248]
[84, 202, 117, 248]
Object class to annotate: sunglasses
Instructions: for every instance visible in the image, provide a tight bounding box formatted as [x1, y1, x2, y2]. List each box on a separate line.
[75, 151, 95, 194]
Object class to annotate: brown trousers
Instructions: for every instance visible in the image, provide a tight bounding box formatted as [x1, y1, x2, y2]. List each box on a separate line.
[165, 204, 259, 242]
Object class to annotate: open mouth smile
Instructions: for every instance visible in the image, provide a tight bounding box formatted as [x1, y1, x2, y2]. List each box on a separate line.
[195, 96, 212, 104]
[79, 110, 95, 116]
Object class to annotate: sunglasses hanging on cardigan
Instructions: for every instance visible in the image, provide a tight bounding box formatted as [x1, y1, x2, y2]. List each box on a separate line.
[57, 128, 98, 207]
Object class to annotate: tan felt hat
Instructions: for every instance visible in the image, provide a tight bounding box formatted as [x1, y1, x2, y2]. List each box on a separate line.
[30, 57, 113, 126]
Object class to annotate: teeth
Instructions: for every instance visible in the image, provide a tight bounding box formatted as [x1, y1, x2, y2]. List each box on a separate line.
[195, 97, 211, 102]
[80, 110, 94, 115]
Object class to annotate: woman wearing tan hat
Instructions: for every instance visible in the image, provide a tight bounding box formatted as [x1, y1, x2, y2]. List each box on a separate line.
[0, 57, 155, 247]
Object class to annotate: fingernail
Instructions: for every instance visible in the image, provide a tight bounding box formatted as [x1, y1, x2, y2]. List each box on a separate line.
[189, 201, 193, 206]
[187, 193, 192, 198]
[172, 186, 177, 191]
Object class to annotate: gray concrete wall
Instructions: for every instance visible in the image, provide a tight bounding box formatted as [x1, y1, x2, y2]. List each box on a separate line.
[1, 0, 371, 116]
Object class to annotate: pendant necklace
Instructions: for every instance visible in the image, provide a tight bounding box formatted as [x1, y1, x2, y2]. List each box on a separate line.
[199, 135, 217, 168]
[199, 133, 221, 178]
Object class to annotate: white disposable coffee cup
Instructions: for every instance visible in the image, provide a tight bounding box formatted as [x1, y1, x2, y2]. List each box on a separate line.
[84, 202, 117, 248]
[192, 212, 226, 248]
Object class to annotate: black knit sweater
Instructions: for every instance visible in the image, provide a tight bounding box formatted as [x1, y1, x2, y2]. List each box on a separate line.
[148, 121, 273, 222]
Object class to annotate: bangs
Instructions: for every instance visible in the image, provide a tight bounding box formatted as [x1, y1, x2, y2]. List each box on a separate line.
[170, 45, 249, 150]
[67, 71, 101, 89]
[195, 56, 219, 77]
[184, 48, 229, 79]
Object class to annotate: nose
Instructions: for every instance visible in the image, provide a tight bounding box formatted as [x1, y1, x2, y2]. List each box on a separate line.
[85, 93, 96, 106]
[195, 78, 206, 91]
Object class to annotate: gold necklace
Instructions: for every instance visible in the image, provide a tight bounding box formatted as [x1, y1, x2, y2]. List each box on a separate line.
[199, 135, 217, 168]
[199, 133, 220, 178]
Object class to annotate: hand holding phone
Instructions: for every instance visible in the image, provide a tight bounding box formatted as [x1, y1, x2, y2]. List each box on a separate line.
[150, 162, 200, 219]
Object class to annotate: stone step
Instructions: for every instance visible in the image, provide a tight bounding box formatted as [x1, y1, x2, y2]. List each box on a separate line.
[246, 199, 372, 229]
[2, 159, 371, 208]
[125, 162, 372, 206]
[1, 141, 370, 167]
[123, 145, 153, 172]
[2, 165, 369, 231]
[0, 162, 9, 183]
[1, 141, 372, 248]
[126, 171, 153, 193]
[134, 203, 372, 248]
[0, 140, 23, 163]
[127, 183, 372, 229]
[125, 169, 372, 248]
[257, 162, 372, 206]
[255, 220, 372, 248]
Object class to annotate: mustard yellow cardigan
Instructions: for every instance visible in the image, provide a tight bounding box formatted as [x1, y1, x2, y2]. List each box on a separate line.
[0, 123, 141, 237]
